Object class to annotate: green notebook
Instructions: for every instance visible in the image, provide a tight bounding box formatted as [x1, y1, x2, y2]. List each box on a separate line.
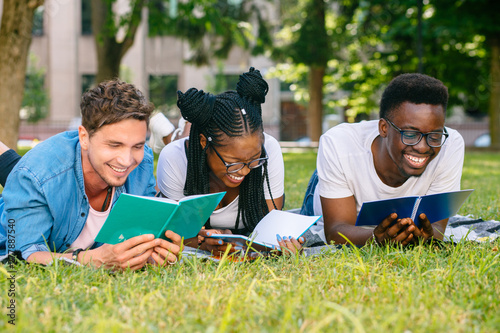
[95, 192, 226, 244]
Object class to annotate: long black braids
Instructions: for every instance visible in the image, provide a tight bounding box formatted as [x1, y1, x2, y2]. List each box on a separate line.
[177, 67, 276, 234]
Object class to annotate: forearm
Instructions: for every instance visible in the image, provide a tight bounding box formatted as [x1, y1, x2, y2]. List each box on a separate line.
[26, 249, 101, 266]
[27, 251, 75, 265]
[325, 224, 373, 246]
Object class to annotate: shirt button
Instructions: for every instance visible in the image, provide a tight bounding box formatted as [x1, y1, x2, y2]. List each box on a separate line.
[81, 212, 85, 217]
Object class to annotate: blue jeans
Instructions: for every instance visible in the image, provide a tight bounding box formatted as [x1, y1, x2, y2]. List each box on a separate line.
[300, 169, 318, 216]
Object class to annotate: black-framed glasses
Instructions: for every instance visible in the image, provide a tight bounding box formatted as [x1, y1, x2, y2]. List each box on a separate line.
[210, 144, 268, 174]
[384, 118, 449, 148]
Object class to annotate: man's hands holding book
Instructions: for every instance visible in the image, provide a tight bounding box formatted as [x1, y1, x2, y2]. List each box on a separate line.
[91, 230, 181, 270]
[372, 213, 438, 246]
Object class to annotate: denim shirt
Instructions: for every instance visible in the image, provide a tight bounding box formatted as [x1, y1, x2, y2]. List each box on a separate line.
[0, 131, 156, 259]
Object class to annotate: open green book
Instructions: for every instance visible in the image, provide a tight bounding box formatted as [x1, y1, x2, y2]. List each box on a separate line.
[95, 192, 226, 244]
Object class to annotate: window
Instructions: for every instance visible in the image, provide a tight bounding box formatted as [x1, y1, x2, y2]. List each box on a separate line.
[81, 0, 92, 35]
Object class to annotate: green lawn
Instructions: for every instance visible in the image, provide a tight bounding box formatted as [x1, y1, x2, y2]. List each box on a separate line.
[0, 151, 499, 332]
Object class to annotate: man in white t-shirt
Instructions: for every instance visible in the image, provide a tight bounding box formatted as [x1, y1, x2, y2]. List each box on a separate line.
[302, 73, 464, 246]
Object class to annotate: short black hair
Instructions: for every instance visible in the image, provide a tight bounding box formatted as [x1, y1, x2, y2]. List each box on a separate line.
[380, 73, 448, 119]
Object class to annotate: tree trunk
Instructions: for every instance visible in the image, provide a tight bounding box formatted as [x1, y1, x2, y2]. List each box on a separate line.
[308, 66, 325, 142]
[489, 35, 500, 149]
[91, 0, 145, 84]
[0, 0, 43, 151]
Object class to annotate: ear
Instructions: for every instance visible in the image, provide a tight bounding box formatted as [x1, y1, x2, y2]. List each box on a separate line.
[199, 133, 208, 150]
[79, 125, 90, 150]
[379, 119, 389, 138]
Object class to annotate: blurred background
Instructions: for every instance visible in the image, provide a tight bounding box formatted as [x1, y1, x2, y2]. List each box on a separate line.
[0, 0, 498, 151]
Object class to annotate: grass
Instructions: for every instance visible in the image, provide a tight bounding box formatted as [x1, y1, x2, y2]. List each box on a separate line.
[0, 151, 499, 332]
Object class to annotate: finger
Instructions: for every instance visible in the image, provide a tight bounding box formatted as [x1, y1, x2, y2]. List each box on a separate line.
[288, 237, 302, 251]
[118, 238, 161, 262]
[115, 234, 155, 252]
[276, 234, 285, 251]
[298, 236, 305, 245]
[223, 229, 233, 235]
[155, 239, 181, 256]
[120, 248, 154, 271]
[401, 233, 414, 246]
[280, 236, 296, 254]
[386, 218, 414, 239]
[198, 229, 212, 237]
[151, 251, 178, 266]
[164, 230, 182, 246]
[154, 246, 178, 263]
[204, 238, 225, 246]
[419, 213, 434, 235]
[375, 213, 398, 234]
[393, 223, 414, 244]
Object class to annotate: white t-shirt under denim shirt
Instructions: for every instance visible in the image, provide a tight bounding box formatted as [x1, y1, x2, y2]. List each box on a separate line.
[156, 133, 285, 230]
[309, 120, 464, 240]
[70, 188, 116, 250]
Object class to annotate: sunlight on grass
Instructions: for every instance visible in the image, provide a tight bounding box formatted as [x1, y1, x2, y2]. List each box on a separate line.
[0, 150, 499, 332]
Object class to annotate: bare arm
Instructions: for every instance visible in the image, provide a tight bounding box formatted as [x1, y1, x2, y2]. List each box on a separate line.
[321, 195, 372, 245]
[267, 195, 283, 212]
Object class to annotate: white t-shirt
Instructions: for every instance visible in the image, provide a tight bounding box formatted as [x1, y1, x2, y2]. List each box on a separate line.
[156, 133, 285, 229]
[70, 188, 115, 250]
[313, 120, 465, 221]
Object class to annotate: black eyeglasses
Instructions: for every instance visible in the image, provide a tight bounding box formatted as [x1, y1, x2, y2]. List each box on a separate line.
[210, 144, 268, 174]
[384, 118, 449, 148]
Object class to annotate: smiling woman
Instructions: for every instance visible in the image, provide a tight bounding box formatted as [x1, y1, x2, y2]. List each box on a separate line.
[156, 67, 302, 254]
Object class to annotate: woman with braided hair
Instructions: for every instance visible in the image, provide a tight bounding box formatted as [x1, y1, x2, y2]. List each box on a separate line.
[156, 67, 303, 254]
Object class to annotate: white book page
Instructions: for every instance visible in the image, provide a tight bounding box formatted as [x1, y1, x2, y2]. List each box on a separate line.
[124, 193, 178, 204]
[249, 210, 320, 246]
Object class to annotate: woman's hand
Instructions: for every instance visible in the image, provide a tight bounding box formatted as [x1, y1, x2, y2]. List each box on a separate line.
[276, 235, 305, 255]
[197, 229, 234, 255]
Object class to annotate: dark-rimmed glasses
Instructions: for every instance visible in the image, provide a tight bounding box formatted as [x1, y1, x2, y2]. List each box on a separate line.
[210, 144, 268, 174]
[384, 118, 449, 148]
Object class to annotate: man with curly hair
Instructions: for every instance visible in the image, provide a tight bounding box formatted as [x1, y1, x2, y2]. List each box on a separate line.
[0, 80, 180, 269]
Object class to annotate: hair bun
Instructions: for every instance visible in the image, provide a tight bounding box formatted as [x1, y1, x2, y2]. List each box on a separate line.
[236, 67, 269, 105]
[177, 88, 216, 127]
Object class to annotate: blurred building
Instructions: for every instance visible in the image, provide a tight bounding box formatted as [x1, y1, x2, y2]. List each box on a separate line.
[8, 0, 282, 140]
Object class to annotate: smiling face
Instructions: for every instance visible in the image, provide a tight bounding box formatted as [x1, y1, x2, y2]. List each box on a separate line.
[201, 132, 264, 189]
[79, 118, 147, 189]
[375, 102, 445, 186]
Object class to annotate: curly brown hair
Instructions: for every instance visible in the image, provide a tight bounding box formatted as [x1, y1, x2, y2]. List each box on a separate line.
[81, 80, 154, 136]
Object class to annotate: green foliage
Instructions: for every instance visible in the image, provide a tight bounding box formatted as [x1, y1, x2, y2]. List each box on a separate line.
[269, 0, 495, 120]
[21, 54, 49, 124]
[148, 0, 268, 66]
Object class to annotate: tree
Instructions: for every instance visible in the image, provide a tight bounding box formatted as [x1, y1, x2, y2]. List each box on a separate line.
[431, 0, 500, 148]
[92, 0, 268, 83]
[0, 0, 44, 151]
[91, 0, 145, 83]
[271, 0, 359, 141]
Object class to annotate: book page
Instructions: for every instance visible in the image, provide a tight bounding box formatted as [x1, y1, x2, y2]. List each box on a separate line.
[249, 210, 321, 246]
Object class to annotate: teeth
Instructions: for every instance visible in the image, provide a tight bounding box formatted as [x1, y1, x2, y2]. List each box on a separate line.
[405, 155, 426, 164]
[110, 165, 127, 173]
[228, 174, 244, 181]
